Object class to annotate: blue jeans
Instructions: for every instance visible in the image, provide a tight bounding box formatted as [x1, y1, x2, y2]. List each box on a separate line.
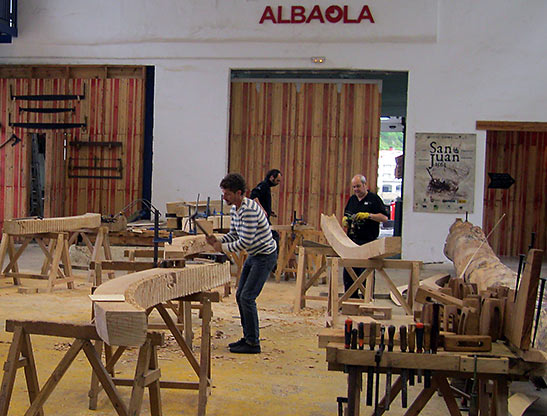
[236, 251, 277, 345]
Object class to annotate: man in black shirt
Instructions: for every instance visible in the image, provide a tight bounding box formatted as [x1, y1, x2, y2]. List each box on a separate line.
[250, 169, 282, 258]
[250, 169, 282, 219]
[342, 174, 388, 297]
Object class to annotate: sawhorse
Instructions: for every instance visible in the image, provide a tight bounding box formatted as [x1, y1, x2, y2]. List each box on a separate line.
[293, 240, 337, 313]
[0, 320, 164, 416]
[0, 231, 75, 292]
[327, 258, 422, 325]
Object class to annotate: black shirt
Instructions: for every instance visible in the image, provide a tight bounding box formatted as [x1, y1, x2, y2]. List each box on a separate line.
[250, 179, 273, 220]
[344, 192, 388, 245]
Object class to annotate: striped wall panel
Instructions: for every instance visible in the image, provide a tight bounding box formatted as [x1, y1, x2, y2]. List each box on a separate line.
[483, 131, 547, 256]
[0, 67, 145, 231]
[229, 81, 381, 229]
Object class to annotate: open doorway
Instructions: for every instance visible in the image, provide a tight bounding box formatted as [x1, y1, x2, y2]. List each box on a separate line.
[29, 133, 46, 217]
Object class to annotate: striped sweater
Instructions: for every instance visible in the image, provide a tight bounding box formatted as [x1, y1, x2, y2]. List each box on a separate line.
[220, 197, 276, 256]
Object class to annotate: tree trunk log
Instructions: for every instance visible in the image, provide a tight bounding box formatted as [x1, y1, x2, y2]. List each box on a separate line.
[444, 219, 516, 292]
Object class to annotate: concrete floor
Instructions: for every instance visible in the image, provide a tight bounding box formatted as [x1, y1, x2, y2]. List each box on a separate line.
[0, 243, 545, 415]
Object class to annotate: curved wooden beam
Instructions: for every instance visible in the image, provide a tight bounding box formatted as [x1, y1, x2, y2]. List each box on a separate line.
[320, 214, 401, 260]
[3, 213, 101, 235]
[93, 262, 230, 346]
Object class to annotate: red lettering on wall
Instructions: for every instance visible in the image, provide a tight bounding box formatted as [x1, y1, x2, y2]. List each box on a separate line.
[259, 6, 276, 24]
[325, 6, 343, 23]
[259, 5, 375, 25]
[357, 5, 375, 23]
[291, 6, 306, 23]
[277, 5, 290, 23]
[306, 5, 325, 23]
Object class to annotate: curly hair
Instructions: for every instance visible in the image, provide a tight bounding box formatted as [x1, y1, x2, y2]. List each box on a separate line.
[220, 173, 246, 193]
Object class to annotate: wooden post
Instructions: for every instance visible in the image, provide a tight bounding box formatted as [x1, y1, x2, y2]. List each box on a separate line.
[197, 297, 212, 416]
[294, 246, 308, 312]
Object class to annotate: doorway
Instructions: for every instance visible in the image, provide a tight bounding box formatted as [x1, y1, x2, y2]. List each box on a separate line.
[228, 69, 408, 230]
[479, 122, 547, 256]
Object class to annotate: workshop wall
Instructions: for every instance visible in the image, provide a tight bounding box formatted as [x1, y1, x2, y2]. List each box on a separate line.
[2, 1, 547, 261]
[0, 67, 145, 229]
[229, 81, 381, 228]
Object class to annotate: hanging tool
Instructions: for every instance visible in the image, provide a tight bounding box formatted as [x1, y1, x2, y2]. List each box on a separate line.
[532, 277, 547, 348]
[415, 323, 424, 384]
[358, 322, 364, 350]
[0, 133, 21, 150]
[345, 318, 353, 349]
[431, 303, 440, 354]
[400, 325, 408, 408]
[423, 324, 432, 388]
[514, 253, 526, 302]
[469, 355, 479, 416]
[366, 323, 376, 406]
[351, 328, 358, 350]
[408, 324, 415, 386]
[374, 326, 385, 416]
[385, 325, 395, 411]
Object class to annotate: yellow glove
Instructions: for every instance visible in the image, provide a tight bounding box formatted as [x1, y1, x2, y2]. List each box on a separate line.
[342, 216, 350, 227]
[354, 212, 370, 221]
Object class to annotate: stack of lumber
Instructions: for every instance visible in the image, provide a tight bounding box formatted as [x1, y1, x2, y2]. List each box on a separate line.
[165, 200, 230, 232]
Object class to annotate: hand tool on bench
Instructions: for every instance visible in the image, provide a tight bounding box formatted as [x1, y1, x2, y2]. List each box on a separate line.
[423, 323, 432, 388]
[345, 318, 353, 349]
[415, 322, 424, 383]
[374, 326, 385, 416]
[385, 325, 395, 411]
[358, 322, 364, 350]
[366, 322, 376, 406]
[399, 325, 408, 408]
[407, 324, 415, 386]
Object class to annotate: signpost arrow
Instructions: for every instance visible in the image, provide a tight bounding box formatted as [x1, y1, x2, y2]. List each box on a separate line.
[488, 173, 515, 189]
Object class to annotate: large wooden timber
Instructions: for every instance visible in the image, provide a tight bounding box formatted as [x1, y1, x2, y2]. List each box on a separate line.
[163, 233, 223, 259]
[444, 219, 516, 291]
[93, 262, 230, 346]
[320, 214, 401, 260]
[3, 213, 101, 235]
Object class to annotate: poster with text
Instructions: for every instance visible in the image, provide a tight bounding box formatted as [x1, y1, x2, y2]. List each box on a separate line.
[413, 133, 476, 213]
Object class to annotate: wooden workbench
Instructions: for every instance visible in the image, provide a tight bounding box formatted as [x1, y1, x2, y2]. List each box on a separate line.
[324, 340, 547, 416]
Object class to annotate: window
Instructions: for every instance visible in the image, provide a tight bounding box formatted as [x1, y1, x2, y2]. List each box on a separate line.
[382, 185, 392, 193]
[396, 185, 401, 192]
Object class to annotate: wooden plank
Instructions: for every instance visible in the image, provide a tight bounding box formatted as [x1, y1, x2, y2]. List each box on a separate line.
[3, 214, 101, 235]
[476, 121, 547, 132]
[321, 214, 401, 260]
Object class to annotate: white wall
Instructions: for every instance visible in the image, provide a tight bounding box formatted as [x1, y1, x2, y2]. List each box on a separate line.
[3, 0, 546, 262]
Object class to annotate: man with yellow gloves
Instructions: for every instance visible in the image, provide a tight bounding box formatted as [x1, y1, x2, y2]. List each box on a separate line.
[342, 174, 389, 297]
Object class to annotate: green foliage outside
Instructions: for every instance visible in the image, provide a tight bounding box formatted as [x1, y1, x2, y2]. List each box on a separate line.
[380, 132, 403, 151]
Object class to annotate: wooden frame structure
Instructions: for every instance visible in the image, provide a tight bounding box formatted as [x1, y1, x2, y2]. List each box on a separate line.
[327, 258, 422, 325]
[293, 240, 337, 313]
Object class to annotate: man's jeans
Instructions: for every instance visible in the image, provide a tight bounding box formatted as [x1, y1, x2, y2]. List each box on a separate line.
[236, 251, 277, 345]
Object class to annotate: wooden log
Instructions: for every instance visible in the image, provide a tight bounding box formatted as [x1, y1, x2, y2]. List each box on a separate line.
[320, 214, 401, 260]
[3, 214, 101, 235]
[444, 219, 516, 292]
[163, 234, 223, 259]
[93, 262, 230, 346]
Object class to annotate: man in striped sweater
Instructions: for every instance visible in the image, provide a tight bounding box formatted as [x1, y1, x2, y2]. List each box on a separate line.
[206, 173, 277, 354]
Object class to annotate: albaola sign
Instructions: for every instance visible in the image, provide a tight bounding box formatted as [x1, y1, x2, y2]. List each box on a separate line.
[259, 5, 375, 24]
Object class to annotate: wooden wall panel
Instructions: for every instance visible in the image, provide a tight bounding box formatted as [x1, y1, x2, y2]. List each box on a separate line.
[0, 66, 146, 231]
[483, 131, 547, 255]
[229, 81, 381, 229]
